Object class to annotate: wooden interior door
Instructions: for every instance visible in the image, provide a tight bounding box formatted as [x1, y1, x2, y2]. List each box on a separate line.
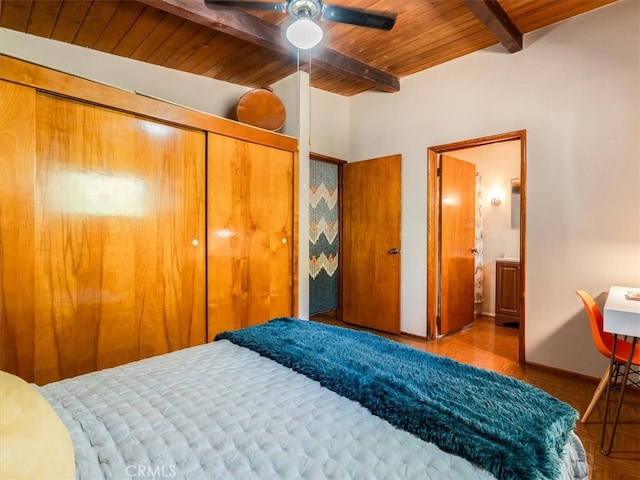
[207, 132, 294, 340]
[1, 87, 206, 383]
[439, 154, 476, 335]
[342, 154, 401, 334]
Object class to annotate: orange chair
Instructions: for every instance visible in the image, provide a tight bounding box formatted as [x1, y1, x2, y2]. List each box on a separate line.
[576, 290, 640, 423]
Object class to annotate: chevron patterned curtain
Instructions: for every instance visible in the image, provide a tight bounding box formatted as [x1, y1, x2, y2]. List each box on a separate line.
[309, 160, 339, 315]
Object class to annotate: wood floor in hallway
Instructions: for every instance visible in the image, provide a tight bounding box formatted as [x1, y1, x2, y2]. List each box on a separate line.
[310, 314, 640, 480]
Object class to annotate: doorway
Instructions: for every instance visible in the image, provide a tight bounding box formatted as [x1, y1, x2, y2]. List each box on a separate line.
[309, 153, 346, 320]
[342, 154, 402, 334]
[427, 131, 527, 363]
[308, 152, 402, 335]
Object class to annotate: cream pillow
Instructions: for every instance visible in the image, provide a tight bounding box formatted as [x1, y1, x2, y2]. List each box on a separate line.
[0, 371, 75, 480]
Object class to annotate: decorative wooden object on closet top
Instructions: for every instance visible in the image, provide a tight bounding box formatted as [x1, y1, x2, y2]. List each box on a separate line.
[235, 87, 286, 132]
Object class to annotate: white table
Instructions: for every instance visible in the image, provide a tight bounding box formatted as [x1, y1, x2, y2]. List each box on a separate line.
[604, 286, 640, 337]
[600, 285, 640, 455]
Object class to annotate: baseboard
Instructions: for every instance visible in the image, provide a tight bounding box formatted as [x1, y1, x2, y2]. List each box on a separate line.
[526, 361, 601, 384]
[526, 361, 640, 394]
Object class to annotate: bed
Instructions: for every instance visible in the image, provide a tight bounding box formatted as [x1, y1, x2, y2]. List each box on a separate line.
[1, 318, 588, 480]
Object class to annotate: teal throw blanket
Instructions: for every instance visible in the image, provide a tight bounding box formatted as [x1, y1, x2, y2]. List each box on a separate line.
[216, 318, 578, 480]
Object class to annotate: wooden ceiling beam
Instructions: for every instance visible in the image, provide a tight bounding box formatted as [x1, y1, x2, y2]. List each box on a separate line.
[135, 0, 400, 92]
[461, 0, 523, 53]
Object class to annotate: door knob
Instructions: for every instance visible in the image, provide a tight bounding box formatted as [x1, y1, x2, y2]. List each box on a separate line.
[388, 248, 399, 255]
[471, 248, 479, 254]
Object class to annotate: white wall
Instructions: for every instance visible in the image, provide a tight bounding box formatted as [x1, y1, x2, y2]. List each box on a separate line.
[348, 0, 640, 376]
[308, 88, 350, 160]
[273, 75, 349, 318]
[273, 72, 311, 318]
[273, 61, 350, 161]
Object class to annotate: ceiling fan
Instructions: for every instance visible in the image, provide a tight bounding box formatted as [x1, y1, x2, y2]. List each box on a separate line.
[204, 0, 397, 49]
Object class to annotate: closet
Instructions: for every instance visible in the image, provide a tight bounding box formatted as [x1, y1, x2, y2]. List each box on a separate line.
[0, 56, 298, 384]
[207, 132, 295, 340]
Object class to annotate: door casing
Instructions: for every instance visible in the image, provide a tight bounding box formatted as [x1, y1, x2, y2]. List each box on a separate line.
[427, 131, 527, 363]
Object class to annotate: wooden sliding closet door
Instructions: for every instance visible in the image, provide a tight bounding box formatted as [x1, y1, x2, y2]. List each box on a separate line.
[207, 132, 294, 340]
[0, 80, 37, 382]
[1, 89, 206, 384]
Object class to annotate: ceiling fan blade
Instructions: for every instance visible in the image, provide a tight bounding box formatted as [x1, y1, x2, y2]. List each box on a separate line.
[321, 4, 396, 30]
[204, 1, 287, 13]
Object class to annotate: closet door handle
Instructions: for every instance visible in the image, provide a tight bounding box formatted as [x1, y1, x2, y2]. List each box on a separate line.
[388, 248, 399, 255]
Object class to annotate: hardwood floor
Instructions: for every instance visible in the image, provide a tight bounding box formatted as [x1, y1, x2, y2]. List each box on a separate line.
[311, 314, 640, 480]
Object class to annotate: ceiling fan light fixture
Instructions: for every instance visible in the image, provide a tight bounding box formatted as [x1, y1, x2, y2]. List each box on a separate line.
[286, 15, 323, 50]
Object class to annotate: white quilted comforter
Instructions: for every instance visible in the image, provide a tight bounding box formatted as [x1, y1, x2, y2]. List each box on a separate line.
[39, 340, 588, 480]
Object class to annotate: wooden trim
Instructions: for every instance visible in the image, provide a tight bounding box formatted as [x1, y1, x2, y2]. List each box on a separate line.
[517, 131, 527, 364]
[0, 55, 298, 152]
[429, 130, 526, 153]
[337, 162, 344, 323]
[292, 149, 300, 318]
[427, 150, 439, 339]
[427, 130, 527, 364]
[310, 152, 348, 166]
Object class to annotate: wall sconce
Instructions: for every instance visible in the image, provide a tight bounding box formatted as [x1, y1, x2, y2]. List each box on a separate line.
[488, 188, 502, 206]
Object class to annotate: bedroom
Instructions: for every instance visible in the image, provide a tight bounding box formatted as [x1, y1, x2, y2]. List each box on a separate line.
[0, 0, 638, 478]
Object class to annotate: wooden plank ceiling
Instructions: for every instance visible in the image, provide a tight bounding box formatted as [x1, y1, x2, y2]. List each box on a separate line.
[0, 0, 615, 96]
